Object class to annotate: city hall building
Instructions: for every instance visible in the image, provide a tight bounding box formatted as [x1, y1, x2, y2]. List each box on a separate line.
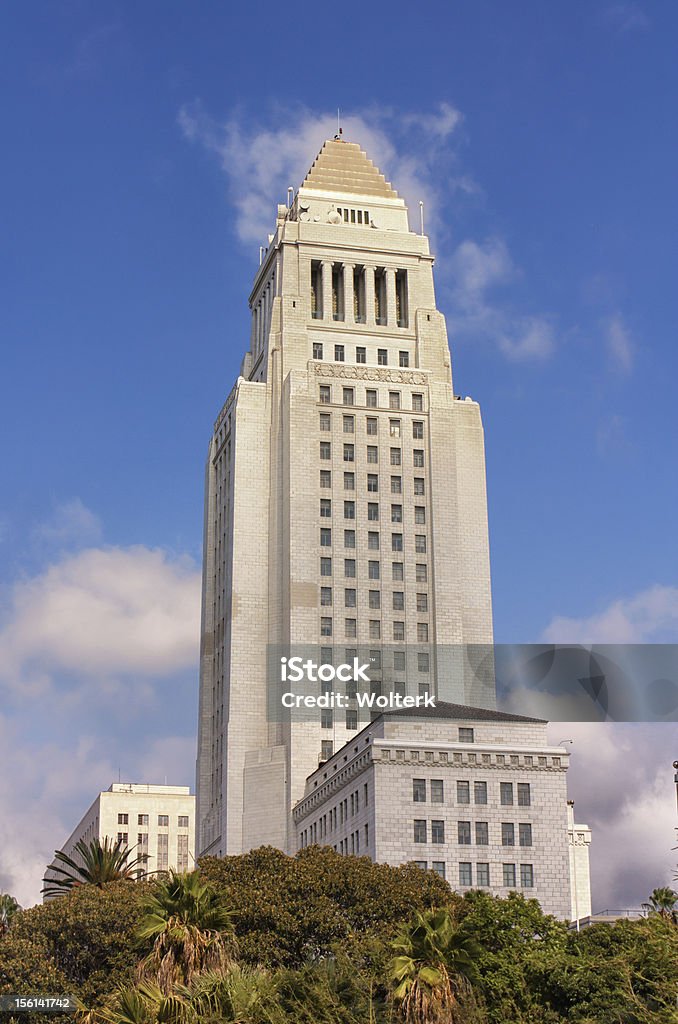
[195, 136, 591, 919]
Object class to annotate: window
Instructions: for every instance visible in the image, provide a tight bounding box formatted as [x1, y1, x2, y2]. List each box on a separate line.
[394, 651, 406, 671]
[413, 779, 426, 802]
[431, 779, 444, 803]
[335, 344, 345, 362]
[320, 470, 331, 488]
[413, 420, 424, 439]
[389, 391, 401, 410]
[344, 471, 355, 490]
[343, 444, 354, 462]
[368, 561, 380, 580]
[392, 562, 404, 581]
[500, 783, 514, 806]
[369, 590, 381, 609]
[368, 531, 379, 549]
[368, 502, 379, 521]
[416, 563, 428, 583]
[413, 506, 426, 526]
[344, 559, 356, 578]
[367, 473, 379, 492]
[520, 864, 534, 888]
[138, 832, 148, 849]
[519, 823, 533, 847]
[415, 535, 427, 553]
[390, 448, 402, 466]
[416, 593, 428, 612]
[117, 832, 128, 844]
[320, 442, 331, 460]
[344, 501, 355, 519]
[177, 833, 189, 872]
[138, 814, 149, 826]
[477, 862, 490, 887]
[393, 621, 405, 640]
[313, 342, 323, 360]
[157, 833, 169, 870]
[414, 820, 427, 843]
[517, 783, 531, 807]
[321, 740, 333, 760]
[414, 860, 427, 870]
[366, 389, 377, 407]
[459, 727, 474, 743]
[378, 349, 388, 366]
[503, 863, 517, 887]
[344, 529, 356, 548]
[319, 385, 331, 404]
[320, 499, 331, 517]
[399, 351, 409, 367]
[418, 652, 430, 672]
[342, 386, 354, 405]
[320, 528, 332, 547]
[158, 815, 169, 827]
[369, 620, 381, 639]
[389, 419, 401, 438]
[345, 589, 356, 607]
[502, 823, 515, 846]
[459, 862, 473, 887]
[414, 477, 425, 495]
[343, 414, 354, 433]
[417, 623, 429, 642]
[356, 346, 366, 363]
[432, 861, 445, 878]
[474, 781, 487, 804]
[456, 781, 470, 805]
[391, 504, 403, 523]
[345, 618, 357, 637]
[321, 708, 333, 728]
[393, 591, 405, 611]
[475, 821, 489, 845]
[392, 533, 403, 552]
[346, 710, 358, 729]
[320, 587, 332, 606]
[321, 617, 332, 637]
[412, 393, 423, 411]
[319, 412, 330, 431]
[366, 416, 377, 435]
[391, 476, 402, 494]
[367, 445, 378, 463]
[118, 813, 128, 825]
[413, 449, 425, 467]
[458, 821, 472, 845]
[431, 820, 444, 844]
[321, 557, 332, 576]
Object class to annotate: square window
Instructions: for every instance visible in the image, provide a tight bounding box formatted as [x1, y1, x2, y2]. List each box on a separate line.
[313, 342, 323, 360]
[501, 783, 514, 806]
[344, 589, 356, 607]
[344, 501, 355, 519]
[430, 779, 444, 803]
[459, 727, 475, 743]
[138, 814, 149, 826]
[321, 740, 333, 760]
[320, 498, 331, 517]
[458, 821, 471, 845]
[414, 506, 426, 524]
[320, 587, 332, 606]
[117, 813, 128, 825]
[413, 420, 424, 439]
[366, 389, 377, 408]
[416, 564, 428, 583]
[415, 535, 427, 553]
[346, 710, 358, 729]
[158, 815, 169, 827]
[368, 531, 380, 550]
[342, 387, 354, 406]
[369, 620, 381, 639]
[356, 346, 366, 364]
[344, 471, 355, 490]
[520, 864, 534, 888]
[366, 417, 377, 435]
[519, 823, 533, 847]
[320, 557, 332, 576]
[319, 413, 331, 431]
[412, 393, 423, 411]
[477, 862, 490, 887]
[378, 349, 388, 366]
[399, 351, 409, 367]
[502, 823, 515, 846]
[367, 445, 378, 463]
[335, 345, 345, 362]
[345, 618, 357, 637]
[344, 529, 355, 548]
[517, 783, 531, 806]
[417, 623, 429, 642]
[367, 503, 379, 522]
[367, 474, 379, 492]
[343, 444, 354, 462]
[391, 504, 403, 523]
[503, 863, 517, 888]
[457, 781, 470, 805]
[414, 477, 425, 495]
[319, 385, 331, 404]
[320, 527, 332, 547]
[432, 861, 445, 878]
[321, 617, 333, 637]
[417, 652, 429, 672]
[343, 415, 354, 433]
[394, 651, 406, 671]
[392, 562, 404, 581]
[390, 448, 402, 466]
[413, 779, 426, 802]
[392, 533, 403, 552]
[320, 442, 331, 460]
[393, 591, 404, 611]
[344, 559, 356, 578]
[393, 621, 405, 641]
[413, 449, 425, 467]
[368, 561, 380, 580]
[391, 476, 402, 494]
[369, 590, 380, 609]
[320, 470, 331, 488]
[389, 419, 401, 438]
[416, 593, 428, 612]
[459, 862, 472, 886]
[475, 821, 489, 845]
[474, 781, 487, 805]
[389, 392, 401, 410]
[414, 860, 427, 870]
[414, 820, 427, 843]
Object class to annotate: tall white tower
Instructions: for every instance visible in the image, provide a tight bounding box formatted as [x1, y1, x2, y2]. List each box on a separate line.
[196, 138, 494, 859]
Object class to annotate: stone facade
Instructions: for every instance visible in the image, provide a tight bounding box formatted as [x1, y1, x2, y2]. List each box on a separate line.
[43, 783, 195, 900]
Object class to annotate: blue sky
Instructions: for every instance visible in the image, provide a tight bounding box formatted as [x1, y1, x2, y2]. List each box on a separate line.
[1, 1, 677, 908]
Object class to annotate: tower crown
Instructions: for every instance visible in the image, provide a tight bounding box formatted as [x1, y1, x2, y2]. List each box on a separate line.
[302, 139, 399, 199]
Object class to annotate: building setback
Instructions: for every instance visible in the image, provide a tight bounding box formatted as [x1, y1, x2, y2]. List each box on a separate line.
[43, 783, 195, 899]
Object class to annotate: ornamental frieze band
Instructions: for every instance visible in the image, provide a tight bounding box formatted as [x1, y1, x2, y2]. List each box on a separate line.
[312, 362, 429, 385]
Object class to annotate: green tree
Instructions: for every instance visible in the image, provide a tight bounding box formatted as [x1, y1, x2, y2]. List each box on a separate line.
[642, 886, 678, 923]
[42, 838, 149, 898]
[0, 894, 21, 935]
[137, 871, 235, 993]
[389, 908, 480, 1024]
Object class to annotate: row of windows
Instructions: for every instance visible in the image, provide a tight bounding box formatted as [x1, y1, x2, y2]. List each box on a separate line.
[323, 473, 425, 493]
[320, 527, 427, 550]
[321, 503, 427, 525]
[320, 385, 424, 410]
[116, 832, 190, 872]
[320, 558, 429, 582]
[320, 415, 424, 437]
[413, 780, 531, 806]
[320, 443, 425, 463]
[320, 618, 430, 641]
[414, 861, 535, 888]
[117, 813, 189, 827]
[314, 343, 412, 368]
[321, 589, 429, 611]
[310, 263, 407, 327]
[299, 786, 370, 847]
[413, 820, 533, 846]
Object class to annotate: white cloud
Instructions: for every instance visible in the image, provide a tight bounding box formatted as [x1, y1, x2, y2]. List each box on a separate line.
[604, 313, 634, 374]
[177, 101, 466, 247]
[542, 584, 678, 643]
[0, 545, 201, 693]
[32, 497, 102, 547]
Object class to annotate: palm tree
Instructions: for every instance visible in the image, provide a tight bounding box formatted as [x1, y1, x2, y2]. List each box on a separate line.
[0, 892, 21, 934]
[389, 908, 479, 1024]
[187, 966, 282, 1024]
[94, 981, 191, 1024]
[41, 837, 149, 899]
[137, 870, 236, 993]
[642, 886, 678, 923]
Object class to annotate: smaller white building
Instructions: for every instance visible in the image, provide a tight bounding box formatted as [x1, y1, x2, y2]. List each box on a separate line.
[293, 702, 592, 921]
[44, 783, 195, 900]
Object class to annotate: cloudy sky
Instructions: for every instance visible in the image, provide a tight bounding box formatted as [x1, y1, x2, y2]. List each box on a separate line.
[1, 1, 677, 909]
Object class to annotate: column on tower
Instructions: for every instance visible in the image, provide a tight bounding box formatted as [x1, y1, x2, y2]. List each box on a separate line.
[385, 268, 397, 328]
[342, 263, 355, 326]
[322, 261, 333, 323]
[364, 265, 376, 327]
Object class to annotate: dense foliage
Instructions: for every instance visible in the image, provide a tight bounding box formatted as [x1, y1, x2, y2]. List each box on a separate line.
[1, 848, 677, 1023]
